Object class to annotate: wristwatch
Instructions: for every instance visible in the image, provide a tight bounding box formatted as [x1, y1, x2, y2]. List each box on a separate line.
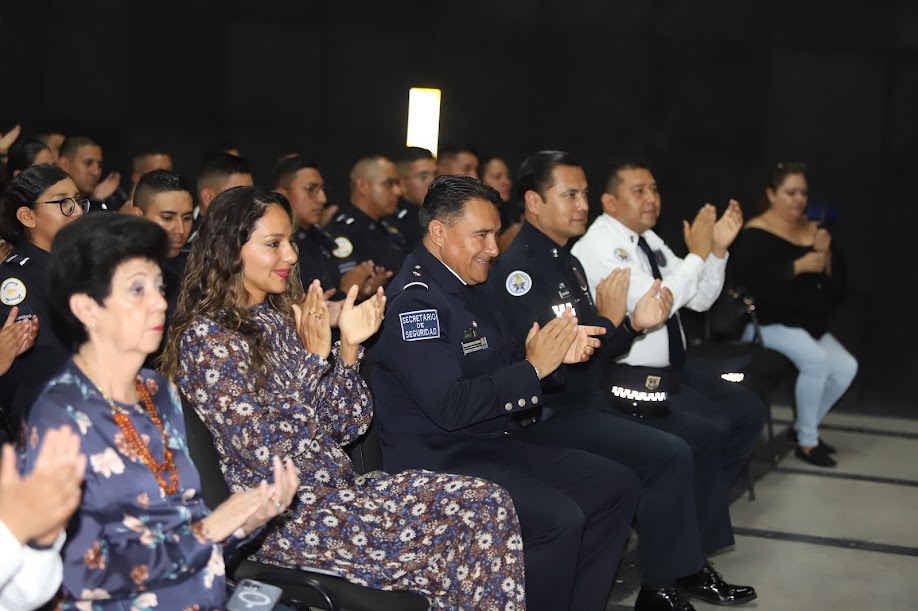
[621, 316, 646, 337]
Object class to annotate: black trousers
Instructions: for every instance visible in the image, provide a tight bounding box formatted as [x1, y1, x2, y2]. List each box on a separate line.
[514, 395, 721, 585]
[440, 436, 640, 611]
[678, 360, 768, 486]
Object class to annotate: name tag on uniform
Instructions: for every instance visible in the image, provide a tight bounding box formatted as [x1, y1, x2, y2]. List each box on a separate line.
[399, 309, 440, 341]
[462, 337, 489, 355]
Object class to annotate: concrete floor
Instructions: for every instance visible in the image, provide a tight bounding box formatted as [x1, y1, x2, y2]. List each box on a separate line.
[606, 405, 918, 611]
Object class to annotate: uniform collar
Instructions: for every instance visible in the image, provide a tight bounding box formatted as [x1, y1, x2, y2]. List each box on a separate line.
[340, 202, 383, 229]
[602, 213, 643, 244]
[517, 221, 570, 261]
[8, 240, 50, 262]
[413, 244, 468, 295]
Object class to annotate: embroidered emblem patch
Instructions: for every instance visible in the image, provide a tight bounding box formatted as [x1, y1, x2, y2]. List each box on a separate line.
[399, 309, 440, 341]
[654, 250, 667, 267]
[332, 237, 354, 258]
[505, 270, 532, 296]
[614, 248, 631, 262]
[0, 277, 26, 306]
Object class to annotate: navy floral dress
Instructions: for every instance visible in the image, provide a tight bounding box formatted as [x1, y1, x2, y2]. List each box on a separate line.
[21, 362, 242, 611]
[177, 303, 526, 610]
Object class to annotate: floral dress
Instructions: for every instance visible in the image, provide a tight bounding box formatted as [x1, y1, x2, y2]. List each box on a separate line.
[21, 362, 241, 611]
[177, 303, 526, 610]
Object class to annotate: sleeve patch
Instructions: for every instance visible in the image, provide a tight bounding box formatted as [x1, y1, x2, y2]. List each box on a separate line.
[1, 277, 26, 306]
[332, 237, 354, 258]
[505, 270, 532, 296]
[399, 309, 440, 341]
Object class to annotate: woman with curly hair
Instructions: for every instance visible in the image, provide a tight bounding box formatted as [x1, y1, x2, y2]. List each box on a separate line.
[159, 186, 526, 610]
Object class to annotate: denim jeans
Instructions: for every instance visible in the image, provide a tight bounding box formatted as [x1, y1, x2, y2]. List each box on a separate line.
[743, 324, 858, 447]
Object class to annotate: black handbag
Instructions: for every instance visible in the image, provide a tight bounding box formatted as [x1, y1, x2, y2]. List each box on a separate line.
[707, 286, 761, 342]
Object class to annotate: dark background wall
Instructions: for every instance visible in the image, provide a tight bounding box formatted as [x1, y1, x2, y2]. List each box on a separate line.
[3, 0, 916, 408]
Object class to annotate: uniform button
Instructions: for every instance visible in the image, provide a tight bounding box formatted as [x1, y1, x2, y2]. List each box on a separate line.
[517, 398, 526, 407]
[532, 396, 539, 404]
[504, 402, 513, 411]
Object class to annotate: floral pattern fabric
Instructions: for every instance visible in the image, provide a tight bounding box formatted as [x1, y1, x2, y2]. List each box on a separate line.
[22, 362, 234, 611]
[177, 303, 526, 610]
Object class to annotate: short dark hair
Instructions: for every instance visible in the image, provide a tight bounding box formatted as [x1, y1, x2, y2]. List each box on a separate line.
[132, 149, 172, 173]
[6, 140, 52, 176]
[134, 170, 191, 213]
[438, 145, 479, 161]
[395, 147, 435, 174]
[48, 214, 169, 352]
[516, 150, 581, 201]
[760, 162, 808, 211]
[0, 164, 71, 245]
[419, 175, 501, 236]
[271, 155, 320, 190]
[197, 152, 252, 193]
[604, 159, 651, 195]
[58, 136, 100, 160]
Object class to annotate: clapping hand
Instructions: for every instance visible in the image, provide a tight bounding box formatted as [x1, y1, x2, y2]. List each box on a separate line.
[683, 204, 716, 260]
[0, 426, 86, 546]
[0, 307, 39, 376]
[712, 199, 743, 257]
[292, 280, 332, 359]
[631, 279, 674, 332]
[338, 285, 386, 365]
[524, 312, 579, 379]
[564, 320, 606, 364]
[202, 455, 300, 542]
[595, 268, 630, 325]
[0, 124, 21, 155]
[92, 171, 122, 202]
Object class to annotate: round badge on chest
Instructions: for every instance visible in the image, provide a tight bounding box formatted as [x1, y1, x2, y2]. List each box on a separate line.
[0, 277, 26, 306]
[505, 270, 532, 296]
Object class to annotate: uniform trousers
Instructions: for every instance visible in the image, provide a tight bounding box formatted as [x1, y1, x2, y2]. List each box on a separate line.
[677, 360, 768, 486]
[425, 436, 640, 611]
[515, 395, 731, 584]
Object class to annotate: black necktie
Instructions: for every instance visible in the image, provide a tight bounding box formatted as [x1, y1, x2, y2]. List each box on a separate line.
[636, 236, 685, 369]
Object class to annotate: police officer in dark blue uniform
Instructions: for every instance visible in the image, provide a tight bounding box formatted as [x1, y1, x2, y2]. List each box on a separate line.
[487, 151, 757, 611]
[0, 165, 85, 431]
[328, 155, 409, 281]
[387, 147, 437, 251]
[371, 176, 640, 611]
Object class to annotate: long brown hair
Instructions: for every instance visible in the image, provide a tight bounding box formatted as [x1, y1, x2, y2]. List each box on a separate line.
[158, 186, 303, 383]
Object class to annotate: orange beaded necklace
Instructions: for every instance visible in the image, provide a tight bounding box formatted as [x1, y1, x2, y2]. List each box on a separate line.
[79, 357, 179, 495]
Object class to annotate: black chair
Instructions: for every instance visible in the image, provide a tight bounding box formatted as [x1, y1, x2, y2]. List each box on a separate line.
[181, 399, 430, 611]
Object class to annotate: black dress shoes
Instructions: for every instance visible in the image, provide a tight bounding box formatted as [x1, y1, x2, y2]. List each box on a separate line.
[676, 563, 757, 606]
[634, 586, 696, 611]
[795, 444, 837, 468]
[787, 428, 837, 453]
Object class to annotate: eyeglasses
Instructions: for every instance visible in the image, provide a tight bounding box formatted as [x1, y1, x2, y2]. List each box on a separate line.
[41, 197, 90, 216]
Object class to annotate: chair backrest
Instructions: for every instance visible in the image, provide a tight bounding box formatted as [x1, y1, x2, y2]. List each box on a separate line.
[181, 398, 232, 509]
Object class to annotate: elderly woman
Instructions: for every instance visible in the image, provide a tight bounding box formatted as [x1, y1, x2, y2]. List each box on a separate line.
[731, 163, 858, 467]
[160, 187, 526, 610]
[20, 213, 298, 609]
[0, 164, 80, 427]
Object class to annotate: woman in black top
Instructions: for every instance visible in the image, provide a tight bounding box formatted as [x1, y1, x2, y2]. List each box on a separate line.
[730, 163, 857, 467]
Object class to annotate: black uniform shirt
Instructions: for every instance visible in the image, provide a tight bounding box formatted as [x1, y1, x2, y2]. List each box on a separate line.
[295, 225, 344, 299]
[384, 199, 422, 252]
[328, 203, 408, 277]
[370, 245, 544, 471]
[0, 242, 70, 425]
[486, 222, 636, 401]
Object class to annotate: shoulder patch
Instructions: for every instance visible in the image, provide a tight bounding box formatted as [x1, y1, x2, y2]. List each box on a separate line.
[332, 237, 354, 258]
[399, 309, 440, 341]
[613, 248, 631, 262]
[505, 270, 532, 297]
[1, 277, 27, 306]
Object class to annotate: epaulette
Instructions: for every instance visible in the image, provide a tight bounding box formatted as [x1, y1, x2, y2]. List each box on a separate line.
[3, 253, 31, 268]
[403, 263, 428, 290]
